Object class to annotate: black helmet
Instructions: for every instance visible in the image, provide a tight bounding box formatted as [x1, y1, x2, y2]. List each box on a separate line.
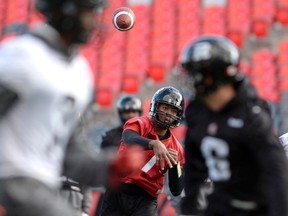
[35, 0, 107, 43]
[117, 95, 142, 124]
[150, 86, 184, 129]
[180, 35, 244, 98]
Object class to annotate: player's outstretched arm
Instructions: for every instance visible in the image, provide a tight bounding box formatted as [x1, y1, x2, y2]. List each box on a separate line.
[63, 122, 144, 188]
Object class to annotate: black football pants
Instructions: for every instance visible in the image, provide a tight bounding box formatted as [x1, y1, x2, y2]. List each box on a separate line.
[100, 186, 157, 216]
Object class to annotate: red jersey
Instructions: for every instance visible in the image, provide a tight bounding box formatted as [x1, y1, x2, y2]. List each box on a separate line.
[118, 115, 185, 197]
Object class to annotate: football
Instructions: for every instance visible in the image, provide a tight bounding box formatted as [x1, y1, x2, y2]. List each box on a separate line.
[112, 7, 135, 31]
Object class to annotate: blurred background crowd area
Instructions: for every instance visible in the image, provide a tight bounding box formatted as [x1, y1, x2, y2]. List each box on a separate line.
[2, 0, 288, 148]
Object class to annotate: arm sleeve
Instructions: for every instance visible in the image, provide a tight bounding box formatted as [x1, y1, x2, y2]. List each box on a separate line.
[180, 128, 208, 215]
[168, 163, 184, 196]
[122, 129, 152, 149]
[247, 109, 288, 216]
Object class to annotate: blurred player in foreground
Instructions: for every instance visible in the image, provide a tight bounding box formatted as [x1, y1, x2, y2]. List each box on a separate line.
[179, 35, 288, 216]
[101, 95, 143, 150]
[0, 0, 144, 215]
[100, 86, 185, 216]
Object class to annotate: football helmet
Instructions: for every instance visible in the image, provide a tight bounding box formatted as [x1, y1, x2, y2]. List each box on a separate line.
[36, 0, 107, 43]
[180, 35, 244, 98]
[150, 86, 184, 129]
[117, 96, 142, 124]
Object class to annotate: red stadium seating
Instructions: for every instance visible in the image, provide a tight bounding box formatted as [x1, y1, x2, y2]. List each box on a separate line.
[124, 4, 152, 84]
[122, 73, 140, 94]
[252, 19, 270, 38]
[96, 0, 128, 99]
[176, 0, 201, 54]
[96, 87, 113, 107]
[4, 0, 29, 25]
[239, 60, 251, 76]
[148, 64, 166, 83]
[251, 0, 275, 38]
[275, 7, 288, 25]
[202, 6, 226, 36]
[227, 0, 251, 47]
[277, 0, 288, 8]
[150, 0, 177, 76]
[250, 49, 279, 103]
[0, 0, 6, 36]
[143, 98, 152, 116]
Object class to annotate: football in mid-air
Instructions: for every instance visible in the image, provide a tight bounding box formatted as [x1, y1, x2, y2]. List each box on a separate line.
[112, 7, 135, 31]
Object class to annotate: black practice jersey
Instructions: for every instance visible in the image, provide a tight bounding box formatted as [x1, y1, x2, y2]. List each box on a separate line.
[101, 125, 123, 149]
[181, 83, 288, 216]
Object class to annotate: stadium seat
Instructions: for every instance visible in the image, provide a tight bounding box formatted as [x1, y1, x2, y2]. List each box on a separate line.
[176, 0, 201, 54]
[277, 40, 288, 67]
[4, 0, 29, 25]
[277, 0, 288, 8]
[148, 64, 166, 82]
[81, 43, 99, 82]
[239, 60, 251, 75]
[28, 1, 46, 27]
[275, 7, 288, 25]
[251, 19, 269, 38]
[124, 5, 152, 82]
[97, 0, 129, 101]
[96, 87, 113, 107]
[0, 0, 6, 35]
[278, 66, 288, 79]
[3, 0, 30, 36]
[249, 49, 278, 103]
[251, 0, 275, 37]
[227, 0, 251, 47]
[150, 0, 177, 70]
[143, 98, 152, 116]
[227, 30, 244, 47]
[278, 39, 288, 52]
[122, 73, 140, 94]
[202, 6, 227, 35]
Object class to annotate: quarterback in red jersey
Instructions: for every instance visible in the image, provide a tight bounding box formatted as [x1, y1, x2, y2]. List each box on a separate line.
[100, 86, 185, 216]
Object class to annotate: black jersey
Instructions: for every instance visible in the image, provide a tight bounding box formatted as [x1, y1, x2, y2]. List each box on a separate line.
[101, 125, 123, 149]
[181, 83, 288, 216]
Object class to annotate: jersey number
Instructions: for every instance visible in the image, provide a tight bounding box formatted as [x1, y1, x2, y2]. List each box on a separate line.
[200, 136, 231, 181]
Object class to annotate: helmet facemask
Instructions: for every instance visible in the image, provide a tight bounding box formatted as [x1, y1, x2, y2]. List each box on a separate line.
[151, 102, 182, 129]
[150, 87, 184, 129]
